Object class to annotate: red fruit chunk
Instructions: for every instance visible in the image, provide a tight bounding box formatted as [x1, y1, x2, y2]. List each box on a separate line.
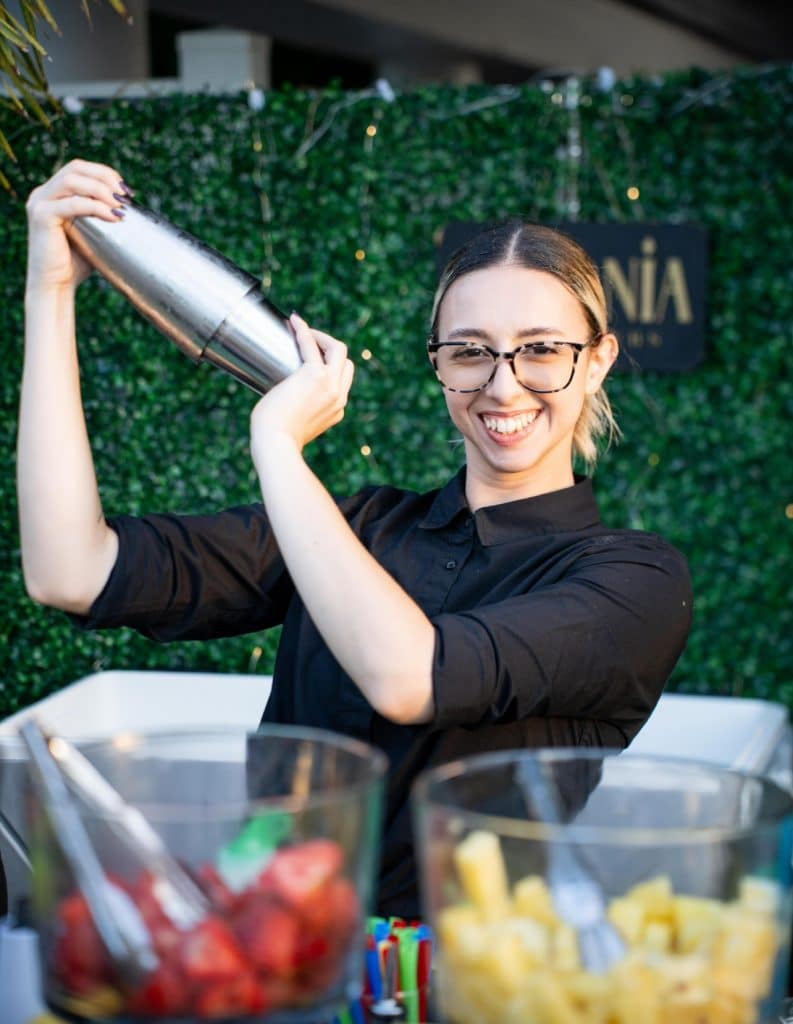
[194, 970, 270, 1018]
[127, 962, 190, 1017]
[180, 917, 248, 983]
[54, 892, 111, 990]
[256, 839, 344, 912]
[325, 876, 361, 943]
[233, 895, 301, 976]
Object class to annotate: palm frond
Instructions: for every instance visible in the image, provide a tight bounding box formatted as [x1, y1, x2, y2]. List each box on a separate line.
[0, 0, 128, 189]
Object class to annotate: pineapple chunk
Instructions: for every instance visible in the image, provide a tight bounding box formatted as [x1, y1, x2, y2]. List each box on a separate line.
[625, 875, 675, 924]
[644, 920, 673, 954]
[552, 923, 581, 971]
[608, 895, 646, 945]
[738, 875, 781, 917]
[673, 895, 722, 955]
[513, 874, 559, 926]
[453, 829, 511, 921]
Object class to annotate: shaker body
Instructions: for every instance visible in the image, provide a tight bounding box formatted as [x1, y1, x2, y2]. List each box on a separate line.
[65, 204, 301, 393]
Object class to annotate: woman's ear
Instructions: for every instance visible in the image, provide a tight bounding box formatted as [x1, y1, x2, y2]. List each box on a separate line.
[585, 333, 619, 395]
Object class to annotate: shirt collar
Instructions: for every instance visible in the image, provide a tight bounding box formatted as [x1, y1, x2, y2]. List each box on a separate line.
[420, 467, 601, 545]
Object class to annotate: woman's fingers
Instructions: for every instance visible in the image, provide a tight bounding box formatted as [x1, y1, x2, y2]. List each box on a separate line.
[27, 159, 130, 226]
[30, 194, 125, 226]
[51, 171, 122, 208]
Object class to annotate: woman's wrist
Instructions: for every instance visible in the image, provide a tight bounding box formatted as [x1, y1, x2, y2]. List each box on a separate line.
[251, 429, 304, 484]
[24, 279, 77, 309]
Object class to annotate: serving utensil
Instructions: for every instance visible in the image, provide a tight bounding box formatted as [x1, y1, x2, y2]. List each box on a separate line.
[19, 720, 158, 987]
[516, 756, 625, 974]
[46, 729, 210, 931]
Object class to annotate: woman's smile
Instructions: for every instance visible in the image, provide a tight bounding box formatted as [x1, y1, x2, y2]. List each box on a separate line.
[479, 408, 542, 443]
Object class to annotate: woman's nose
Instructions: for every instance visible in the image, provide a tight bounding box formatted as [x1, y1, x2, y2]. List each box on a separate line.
[485, 357, 523, 401]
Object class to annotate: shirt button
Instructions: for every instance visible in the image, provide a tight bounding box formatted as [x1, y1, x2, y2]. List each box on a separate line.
[445, 560, 457, 570]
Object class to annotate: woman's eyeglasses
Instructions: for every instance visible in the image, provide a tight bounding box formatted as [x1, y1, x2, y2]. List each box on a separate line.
[427, 337, 600, 394]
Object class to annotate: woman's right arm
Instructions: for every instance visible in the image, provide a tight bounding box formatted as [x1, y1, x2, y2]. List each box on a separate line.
[17, 159, 129, 613]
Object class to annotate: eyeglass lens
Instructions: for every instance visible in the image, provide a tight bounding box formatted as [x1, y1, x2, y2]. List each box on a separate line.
[434, 343, 576, 392]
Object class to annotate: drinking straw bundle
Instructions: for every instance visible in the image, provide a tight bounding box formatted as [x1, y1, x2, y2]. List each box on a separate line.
[335, 917, 433, 1024]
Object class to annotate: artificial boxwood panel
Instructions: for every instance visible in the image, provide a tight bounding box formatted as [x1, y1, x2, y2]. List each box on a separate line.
[1, 65, 791, 719]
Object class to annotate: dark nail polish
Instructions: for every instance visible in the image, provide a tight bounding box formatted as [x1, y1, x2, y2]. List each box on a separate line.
[119, 180, 135, 197]
[112, 192, 128, 204]
[112, 207, 126, 218]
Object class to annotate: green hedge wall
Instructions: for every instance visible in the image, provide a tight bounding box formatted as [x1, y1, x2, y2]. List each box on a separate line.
[1, 64, 791, 720]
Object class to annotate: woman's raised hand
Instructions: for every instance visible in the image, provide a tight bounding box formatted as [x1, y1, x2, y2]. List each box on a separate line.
[250, 313, 355, 467]
[25, 158, 130, 294]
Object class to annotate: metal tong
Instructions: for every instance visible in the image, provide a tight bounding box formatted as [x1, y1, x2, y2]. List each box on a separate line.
[516, 756, 625, 974]
[19, 720, 209, 986]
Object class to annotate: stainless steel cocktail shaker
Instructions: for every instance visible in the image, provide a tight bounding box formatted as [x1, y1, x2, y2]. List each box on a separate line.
[65, 203, 301, 394]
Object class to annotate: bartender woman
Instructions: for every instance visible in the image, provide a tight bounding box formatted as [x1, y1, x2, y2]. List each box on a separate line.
[18, 159, 692, 917]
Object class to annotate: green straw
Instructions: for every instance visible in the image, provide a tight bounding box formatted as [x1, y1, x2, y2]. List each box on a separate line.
[398, 927, 420, 1023]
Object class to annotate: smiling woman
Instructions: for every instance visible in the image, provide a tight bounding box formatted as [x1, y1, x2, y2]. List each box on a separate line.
[17, 164, 693, 919]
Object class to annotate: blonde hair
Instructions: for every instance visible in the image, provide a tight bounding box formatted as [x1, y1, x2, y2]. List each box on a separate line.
[431, 221, 620, 470]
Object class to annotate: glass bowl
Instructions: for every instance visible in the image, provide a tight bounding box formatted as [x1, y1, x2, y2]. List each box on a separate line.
[411, 749, 793, 1024]
[26, 726, 386, 1022]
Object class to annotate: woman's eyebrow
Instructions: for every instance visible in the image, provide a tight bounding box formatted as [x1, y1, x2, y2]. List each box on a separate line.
[444, 326, 565, 341]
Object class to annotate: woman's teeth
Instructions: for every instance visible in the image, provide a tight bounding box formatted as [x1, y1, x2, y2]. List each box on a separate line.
[482, 411, 540, 434]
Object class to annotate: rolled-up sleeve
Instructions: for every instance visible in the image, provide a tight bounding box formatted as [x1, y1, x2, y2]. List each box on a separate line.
[73, 504, 294, 641]
[431, 536, 692, 739]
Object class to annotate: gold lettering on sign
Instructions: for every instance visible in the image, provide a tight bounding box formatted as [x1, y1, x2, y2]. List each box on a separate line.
[640, 237, 656, 323]
[603, 235, 694, 328]
[603, 256, 637, 321]
[655, 258, 693, 323]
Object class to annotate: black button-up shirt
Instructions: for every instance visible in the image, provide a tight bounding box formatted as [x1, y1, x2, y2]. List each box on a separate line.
[78, 470, 692, 917]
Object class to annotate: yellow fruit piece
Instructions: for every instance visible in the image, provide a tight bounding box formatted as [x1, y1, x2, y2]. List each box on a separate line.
[712, 907, 778, 999]
[673, 895, 722, 954]
[610, 960, 662, 1024]
[453, 829, 511, 921]
[644, 920, 673, 954]
[738, 875, 781, 916]
[552, 923, 581, 970]
[608, 895, 646, 945]
[625, 875, 675, 924]
[513, 874, 560, 926]
[502, 915, 552, 966]
[561, 969, 613, 1019]
[437, 903, 484, 959]
[532, 972, 589, 1024]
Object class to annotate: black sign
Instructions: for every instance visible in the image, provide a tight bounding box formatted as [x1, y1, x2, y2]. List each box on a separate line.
[437, 222, 708, 372]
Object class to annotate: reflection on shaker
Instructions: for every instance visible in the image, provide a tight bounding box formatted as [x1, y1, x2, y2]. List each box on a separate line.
[64, 202, 301, 394]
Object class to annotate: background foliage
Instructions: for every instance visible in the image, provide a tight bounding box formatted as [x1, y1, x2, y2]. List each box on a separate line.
[1, 64, 791, 720]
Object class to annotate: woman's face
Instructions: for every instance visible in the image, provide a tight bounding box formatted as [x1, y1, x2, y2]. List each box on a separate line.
[435, 264, 617, 508]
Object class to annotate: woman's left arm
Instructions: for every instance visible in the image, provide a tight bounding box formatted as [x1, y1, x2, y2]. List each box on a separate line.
[251, 315, 435, 724]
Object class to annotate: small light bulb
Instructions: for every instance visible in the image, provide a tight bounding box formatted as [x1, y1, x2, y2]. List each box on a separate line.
[361, 349, 373, 360]
[361, 445, 372, 456]
[648, 452, 660, 467]
[627, 186, 640, 201]
[786, 504, 793, 519]
[355, 249, 366, 261]
[253, 139, 263, 152]
[366, 124, 378, 137]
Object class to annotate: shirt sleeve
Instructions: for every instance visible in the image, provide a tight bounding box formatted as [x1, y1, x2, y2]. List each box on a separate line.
[430, 534, 692, 741]
[73, 503, 294, 641]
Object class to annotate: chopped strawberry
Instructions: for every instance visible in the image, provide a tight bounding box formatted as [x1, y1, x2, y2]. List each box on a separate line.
[256, 839, 344, 913]
[325, 876, 361, 944]
[233, 895, 301, 976]
[194, 970, 270, 1018]
[127, 961, 190, 1017]
[179, 917, 248, 983]
[54, 891, 111, 989]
